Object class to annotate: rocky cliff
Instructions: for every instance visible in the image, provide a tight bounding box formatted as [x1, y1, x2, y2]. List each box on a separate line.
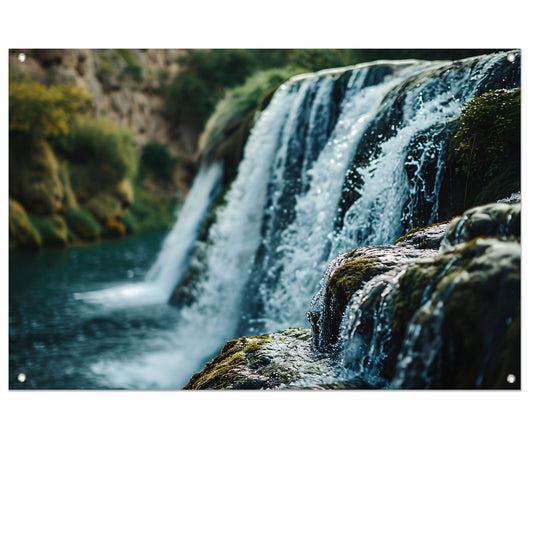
[9, 48, 197, 193]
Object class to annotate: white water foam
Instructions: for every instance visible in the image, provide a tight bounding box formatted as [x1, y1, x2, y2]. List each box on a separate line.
[89, 82, 299, 388]
[75, 161, 224, 308]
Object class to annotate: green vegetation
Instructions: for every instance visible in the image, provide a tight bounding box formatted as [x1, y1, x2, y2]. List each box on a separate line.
[9, 139, 64, 216]
[29, 214, 69, 247]
[140, 142, 177, 182]
[447, 88, 520, 208]
[9, 72, 175, 251]
[199, 66, 303, 160]
[9, 75, 91, 144]
[96, 49, 144, 83]
[63, 207, 102, 241]
[9, 199, 41, 250]
[54, 114, 138, 200]
[184, 337, 248, 390]
[164, 49, 504, 135]
[126, 182, 177, 232]
[328, 258, 378, 313]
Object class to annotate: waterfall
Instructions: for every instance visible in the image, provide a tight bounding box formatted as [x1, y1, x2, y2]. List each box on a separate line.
[88, 50, 519, 388]
[76, 161, 224, 307]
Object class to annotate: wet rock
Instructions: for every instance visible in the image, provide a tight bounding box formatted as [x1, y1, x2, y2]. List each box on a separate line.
[389, 238, 520, 389]
[183, 328, 338, 390]
[308, 222, 447, 352]
[441, 196, 520, 249]
[308, 198, 520, 389]
[9, 198, 41, 250]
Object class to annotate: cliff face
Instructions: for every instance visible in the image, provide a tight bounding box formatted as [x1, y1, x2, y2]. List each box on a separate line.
[9, 48, 197, 192]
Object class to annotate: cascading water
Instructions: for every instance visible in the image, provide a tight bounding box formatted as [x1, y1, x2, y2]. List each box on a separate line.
[81, 50, 519, 388]
[76, 161, 224, 307]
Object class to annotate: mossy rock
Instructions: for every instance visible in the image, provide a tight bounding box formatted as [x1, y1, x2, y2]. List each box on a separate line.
[328, 258, 378, 314]
[63, 206, 102, 241]
[184, 337, 249, 390]
[9, 139, 64, 216]
[114, 179, 134, 207]
[29, 213, 68, 247]
[103, 218, 127, 238]
[390, 238, 520, 389]
[183, 328, 339, 390]
[9, 198, 41, 250]
[85, 193, 124, 224]
[439, 89, 520, 220]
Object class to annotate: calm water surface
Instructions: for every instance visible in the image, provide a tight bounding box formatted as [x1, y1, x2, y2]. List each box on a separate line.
[9, 231, 184, 390]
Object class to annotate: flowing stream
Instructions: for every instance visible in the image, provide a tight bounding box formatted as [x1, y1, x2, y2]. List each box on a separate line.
[9, 51, 520, 389]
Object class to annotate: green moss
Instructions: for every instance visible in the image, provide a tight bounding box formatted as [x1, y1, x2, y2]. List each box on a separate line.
[393, 220, 451, 245]
[242, 340, 264, 354]
[63, 207, 102, 241]
[127, 182, 176, 232]
[392, 263, 439, 337]
[9, 198, 42, 250]
[54, 114, 138, 200]
[29, 214, 68, 247]
[328, 258, 378, 313]
[184, 337, 248, 390]
[445, 88, 520, 212]
[9, 139, 64, 216]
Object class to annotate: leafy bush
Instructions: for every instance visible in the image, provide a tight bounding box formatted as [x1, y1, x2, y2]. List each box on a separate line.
[29, 214, 69, 247]
[163, 49, 289, 128]
[54, 115, 138, 199]
[63, 207, 102, 241]
[9, 75, 91, 144]
[200, 66, 303, 151]
[141, 142, 177, 182]
[127, 182, 177, 232]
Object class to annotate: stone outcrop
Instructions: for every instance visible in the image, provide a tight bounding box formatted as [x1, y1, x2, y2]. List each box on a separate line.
[186, 198, 520, 390]
[9, 48, 196, 192]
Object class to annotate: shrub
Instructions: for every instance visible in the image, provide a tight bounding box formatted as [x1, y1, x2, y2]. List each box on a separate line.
[63, 207, 102, 241]
[141, 142, 177, 182]
[199, 66, 303, 158]
[29, 214, 69, 247]
[127, 182, 176, 231]
[9, 75, 91, 144]
[54, 115, 138, 199]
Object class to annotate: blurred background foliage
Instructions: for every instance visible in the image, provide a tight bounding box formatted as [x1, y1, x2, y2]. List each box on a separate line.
[9, 48, 506, 250]
[163, 48, 502, 133]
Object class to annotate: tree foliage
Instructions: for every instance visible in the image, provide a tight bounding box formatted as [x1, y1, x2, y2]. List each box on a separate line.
[55, 114, 139, 187]
[9, 75, 91, 143]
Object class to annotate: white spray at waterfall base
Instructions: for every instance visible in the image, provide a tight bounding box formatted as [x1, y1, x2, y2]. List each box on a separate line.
[75, 161, 224, 308]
